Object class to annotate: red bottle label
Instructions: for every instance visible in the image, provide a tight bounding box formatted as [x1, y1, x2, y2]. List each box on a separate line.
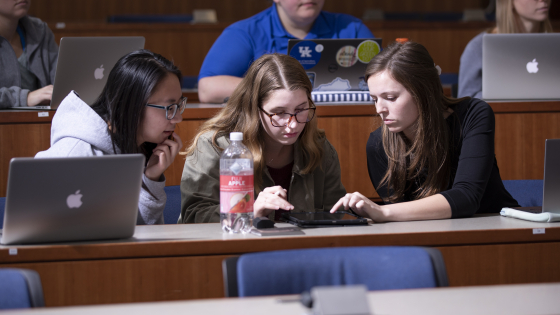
[220, 175, 254, 213]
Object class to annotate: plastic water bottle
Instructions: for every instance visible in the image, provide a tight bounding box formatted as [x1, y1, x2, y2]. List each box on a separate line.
[220, 132, 254, 233]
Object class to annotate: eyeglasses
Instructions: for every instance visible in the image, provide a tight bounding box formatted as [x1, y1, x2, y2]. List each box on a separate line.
[146, 96, 187, 120]
[259, 106, 316, 127]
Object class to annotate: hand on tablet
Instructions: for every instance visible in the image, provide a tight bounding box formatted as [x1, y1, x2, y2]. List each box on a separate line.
[254, 186, 293, 218]
[330, 192, 388, 222]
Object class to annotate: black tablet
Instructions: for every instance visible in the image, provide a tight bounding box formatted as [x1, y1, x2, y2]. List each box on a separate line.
[282, 211, 369, 228]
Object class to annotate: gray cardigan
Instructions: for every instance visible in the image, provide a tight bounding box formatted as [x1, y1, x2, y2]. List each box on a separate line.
[0, 16, 58, 108]
[458, 32, 485, 99]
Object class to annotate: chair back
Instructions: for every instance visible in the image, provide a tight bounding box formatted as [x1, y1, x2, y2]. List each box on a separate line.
[0, 268, 45, 309]
[502, 180, 543, 207]
[163, 186, 181, 224]
[223, 246, 448, 297]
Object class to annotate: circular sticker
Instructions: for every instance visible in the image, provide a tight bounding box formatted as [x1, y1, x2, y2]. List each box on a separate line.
[357, 40, 381, 64]
[315, 44, 324, 53]
[289, 41, 321, 70]
[336, 46, 357, 68]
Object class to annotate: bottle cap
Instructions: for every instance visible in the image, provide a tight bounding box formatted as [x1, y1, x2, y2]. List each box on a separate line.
[230, 132, 243, 141]
[396, 38, 409, 43]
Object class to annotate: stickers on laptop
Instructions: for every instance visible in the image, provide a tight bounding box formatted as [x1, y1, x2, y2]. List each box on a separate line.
[336, 46, 358, 67]
[314, 77, 352, 91]
[289, 41, 322, 70]
[357, 40, 381, 64]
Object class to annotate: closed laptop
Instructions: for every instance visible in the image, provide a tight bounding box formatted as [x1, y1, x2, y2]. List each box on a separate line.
[0, 155, 144, 245]
[482, 33, 560, 101]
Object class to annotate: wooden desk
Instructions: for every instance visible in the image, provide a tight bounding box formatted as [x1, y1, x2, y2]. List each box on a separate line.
[3, 282, 560, 315]
[1, 215, 560, 307]
[2, 101, 560, 198]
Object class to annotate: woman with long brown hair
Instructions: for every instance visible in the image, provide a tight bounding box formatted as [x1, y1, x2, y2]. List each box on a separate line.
[458, 0, 552, 98]
[180, 53, 346, 223]
[331, 41, 519, 222]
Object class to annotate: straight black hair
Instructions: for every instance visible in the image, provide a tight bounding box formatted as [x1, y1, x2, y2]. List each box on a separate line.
[91, 49, 181, 159]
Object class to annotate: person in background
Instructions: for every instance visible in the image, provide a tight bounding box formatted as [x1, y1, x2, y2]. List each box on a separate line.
[198, 0, 374, 103]
[458, 0, 552, 98]
[0, 0, 58, 108]
[36, 50, 185, 225]
[332, 41, 519, 222]
[181, 53, 346, 223]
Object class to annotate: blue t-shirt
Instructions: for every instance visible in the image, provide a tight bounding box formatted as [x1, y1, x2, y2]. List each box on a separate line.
[199, 4, 374, 79]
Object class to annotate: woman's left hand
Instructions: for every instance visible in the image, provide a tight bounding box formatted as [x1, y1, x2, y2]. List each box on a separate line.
[330, 192, 389, 222]
[145, 132, 183, 181]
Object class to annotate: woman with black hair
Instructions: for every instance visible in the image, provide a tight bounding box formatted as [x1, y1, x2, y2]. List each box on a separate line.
[36, 49, 184, 225]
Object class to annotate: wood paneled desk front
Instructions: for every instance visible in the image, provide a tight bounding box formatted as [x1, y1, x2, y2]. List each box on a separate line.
[1, 215, 559, 307]
[2, 101, 560, 198]
[3, 282, 559, 315]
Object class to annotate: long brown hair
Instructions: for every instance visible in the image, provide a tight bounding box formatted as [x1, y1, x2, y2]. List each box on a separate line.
[364, 41, 467, 203]
[495, 0, 553, 33]
[184, 53, 325, 192]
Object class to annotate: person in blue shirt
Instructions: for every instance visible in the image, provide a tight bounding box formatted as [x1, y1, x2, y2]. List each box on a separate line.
[198, 0, 374, 103]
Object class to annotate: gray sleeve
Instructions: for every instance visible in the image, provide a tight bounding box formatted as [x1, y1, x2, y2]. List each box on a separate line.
[179, 136, 222, 223]
[137, 174, 166, 225]
[458, 33, 484, 99]
[0, 86, 29, 108]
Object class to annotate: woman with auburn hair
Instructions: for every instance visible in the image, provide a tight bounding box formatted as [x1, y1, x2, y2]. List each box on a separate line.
[331, 41, 519, 222]
[458, 0, 552, 98]
[180, 53, 346, 223]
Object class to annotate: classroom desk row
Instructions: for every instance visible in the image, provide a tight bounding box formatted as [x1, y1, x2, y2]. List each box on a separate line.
[2, 101, 560, 198]
[1, 215, 559, 307]
[3, 282, 560, 315]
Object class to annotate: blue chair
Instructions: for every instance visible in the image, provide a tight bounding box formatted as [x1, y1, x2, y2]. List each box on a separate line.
[502, 180, 543, 207]
[223, 246, 448, 297]
[163, 185, 181, 224]
[0, 268, 45, 309]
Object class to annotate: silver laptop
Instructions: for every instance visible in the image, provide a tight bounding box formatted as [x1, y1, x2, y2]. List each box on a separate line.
[542, 139, 560, 213]
[288, 38, 382, 91]
[482, 33, 560, 101]
[13, 36, 145, 110]
[0, 155, 145, 245]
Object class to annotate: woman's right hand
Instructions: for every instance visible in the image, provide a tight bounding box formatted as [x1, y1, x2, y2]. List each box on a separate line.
[145, 132, 183, 181]
[27, 85, 53, 106]
[330, 192, 389, 222]
[253, 186, 294, 218]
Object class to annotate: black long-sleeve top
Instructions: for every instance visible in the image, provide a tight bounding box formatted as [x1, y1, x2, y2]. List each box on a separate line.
[366, 98, 519, 218]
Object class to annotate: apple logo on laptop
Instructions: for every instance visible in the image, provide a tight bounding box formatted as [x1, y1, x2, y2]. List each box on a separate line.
[94, 65, 104, 80]
[66, 190, 83, 208]
[526, 59, 539, 74]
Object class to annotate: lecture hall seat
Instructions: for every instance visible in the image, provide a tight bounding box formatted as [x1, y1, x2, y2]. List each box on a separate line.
[502, 180, 543, 207]
[0, 268, 45, 309]
[223, 246, 449, 297]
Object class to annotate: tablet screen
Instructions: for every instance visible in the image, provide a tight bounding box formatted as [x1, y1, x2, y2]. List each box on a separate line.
[286, 212, 361, 222]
